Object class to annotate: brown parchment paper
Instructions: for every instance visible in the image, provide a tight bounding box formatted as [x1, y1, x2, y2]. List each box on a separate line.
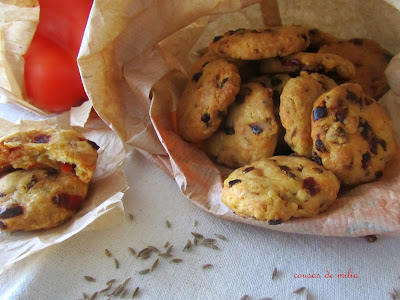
[0, 112, 128, 274]
[78, 0, 400, 237]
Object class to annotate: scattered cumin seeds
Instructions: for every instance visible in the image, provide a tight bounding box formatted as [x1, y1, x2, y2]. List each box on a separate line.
[139, 269, 150, 275]
[164, 241, 170, 248]
[104, 249, 112, 257]
[106, 279, 116, 285]
[166, 245, 173, 254]
[365, 235, 378, 243]
[166, 220, 171, 228]
[214, 234, 227, 241]
[128, 247, 136, 256]
[293, 287, 306, 294]
[138, 247, 151, 257]
[171, 258, 182, 263]
[191, 232, 204, 239]
[271, 267, 278, 280]
[89, 292, 98, 300]
[84, 276, 96, 282]
[112, 284, 124, 297]
[99, 284, 112, 293]
[114, 258, 120, 269]
[132, 287, 140, 298]
[202, 238, 216, 244]
[202, 264, 213, 269]
[148, 246, 160, 253]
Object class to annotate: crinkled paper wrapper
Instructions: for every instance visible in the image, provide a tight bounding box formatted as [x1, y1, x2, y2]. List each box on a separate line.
[77, 0, 400, 237]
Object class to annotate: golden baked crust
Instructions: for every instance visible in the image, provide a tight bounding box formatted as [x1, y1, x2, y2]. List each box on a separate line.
[209, 25, 310, 60]
[318, 38, 392, 99]
[0, 129, 98, 183]
[280, 73, 337, 157]
[203, 82, 279, 168]
[0, 168, 88, 232]
[177, 59, 241, 143]
[260, 52, 356, 82]
[311, 83, 396, 185]
[221, 156, 340, 223]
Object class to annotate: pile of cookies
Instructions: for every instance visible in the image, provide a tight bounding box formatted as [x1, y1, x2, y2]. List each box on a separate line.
[177, 25, 396, 224]
[0, 129, 99, 231]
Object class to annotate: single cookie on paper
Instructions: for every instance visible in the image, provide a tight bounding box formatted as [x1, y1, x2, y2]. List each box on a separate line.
[177, 58, 241, 143]
[318, 38, 393, 99]
[280, 72, 337, 157]
[203, 81, 279, 168]
[221, 156, 340, 224]
[311, 83, 396, 185]
[0, 168, 88, 232]
[209, 25, 310, 60]
[0, 129, 99, 183]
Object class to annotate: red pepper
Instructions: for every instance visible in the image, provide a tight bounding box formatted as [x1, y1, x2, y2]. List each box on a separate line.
[24, 0, 93, 113]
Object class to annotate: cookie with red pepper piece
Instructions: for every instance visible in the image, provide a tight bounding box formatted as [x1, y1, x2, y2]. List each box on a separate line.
[221, 156, 340, 223]
[260, 52, 356, 83]
[0, 168, 88, 232]
[209, 25, 310, 60]
[0, 129, 99, 183]
[311, 83, 396, 185]
[318, 38, 393, 99]
[280, 72, 337, 158]
[202, 82, 279, 168]
[177, 58, 241, 143]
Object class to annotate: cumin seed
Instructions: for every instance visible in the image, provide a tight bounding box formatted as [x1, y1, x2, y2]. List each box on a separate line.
[99, 284, 112, 293]
[191, 232, 204, 239]
[166, 220, 171, 228]
[141, 253, 151, 260]
[194, 220, 198, 227]
[83, 292, 89, 299]
[148, 246, 160, 253]
[84, 276, 96, 282]
[112, 284, 124, 297]
[89, 292, 98, 300]
[214, 234, 227, 241]
[183, 240, 192, 252]
[365, 235, 378, 243]
[293, 287, 306, 293]
[202, 264, 213, 269]
[106, 279, 116, 285]
[128, 213, 134, 221]
[104, 249, 112, 257]
[114, 258, 119, 269]
[151, 258, 159, 271]
[138, 247, 151, 257]
[122, 277, 131, 287]
[193, 237, 199, 246]
[259, 298, 273, 300]
[120, 289, 128, 298]
[271, 267, 278, 280]
[166, 245, 173, 254]
[110, 284, 123, 296]
[202, 243, 220, 250]
[171, 258, 182, 263]
[202, 238, 216, 244]
[164, 241, 169, 248]
[240, 295, 249, 300]
[132, 287, 140, 298]
[158, 252, 172, 258]
[128, 247, 136, 256]
[139, 269, 150, 275]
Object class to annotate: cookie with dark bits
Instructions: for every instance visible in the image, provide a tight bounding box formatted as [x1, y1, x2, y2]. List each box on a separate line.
[221, 156, 340, 223]
[0, 168, 88, 231]
[209, 25, 310, 60]
[280, 72, 337, 157]
[260, 52, 356, 83]
[306, 28, 339, 52]
[202, 82, 279, 168]
[319, 38, 393, 99]
[177, 59, 241, 143]
[0, 129, 99, 183]
[311, 83, 396, 185]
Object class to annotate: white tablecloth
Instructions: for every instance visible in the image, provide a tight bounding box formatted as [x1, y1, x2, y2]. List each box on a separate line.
[0, 105, 400, 300]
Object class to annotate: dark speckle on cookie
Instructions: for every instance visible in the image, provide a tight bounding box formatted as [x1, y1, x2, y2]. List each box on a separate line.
[303, 177, 321, 196]
[250, 124, 263, 135]
[361, 152, 371, 170]
[0, 206, 24, 218]
[243, 167, 255, 173]
[228, 179, 242, 187]
[192, 71, 203, 82]
[313, 105, 328, 121]
[268, 219, 283, 225]
[33, 134, 51, 144]
[201, 113, 211, 127]
[224, 127, 235, 135]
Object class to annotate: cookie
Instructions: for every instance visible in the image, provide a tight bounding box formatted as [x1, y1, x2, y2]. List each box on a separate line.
[318, 38, 392, 99]
[307, 28, 339, 52]
[0, 168, 88, 231]
[260, 52, 356, 82]
[209, 25, 310, 60]
[177, 58, 241, 143]
[0, 129, 99, 183]
[203, 82, 279, 168]
[311, 83, 396, 185]
[221, 156, 340, 223]
[280, 72, 337, 157]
